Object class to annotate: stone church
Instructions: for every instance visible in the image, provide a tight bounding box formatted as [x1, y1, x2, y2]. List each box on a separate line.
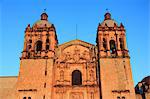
[1, 12, 149, 99]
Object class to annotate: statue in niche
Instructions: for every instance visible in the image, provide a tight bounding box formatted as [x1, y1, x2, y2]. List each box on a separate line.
[71, 93, 81, 99]
[90, 92, 94, 99]
[82, 50, 90, 60]
[60, 70, 64, 81]
[73, 46, 80, 62]
[65, 52, 71, 60]
[59, 52, 71, 62]
[89, 70, 94, 81]
[90, 46, 96, 61]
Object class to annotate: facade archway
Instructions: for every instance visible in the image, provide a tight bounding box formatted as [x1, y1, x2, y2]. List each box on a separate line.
[72, 70, 82, 85]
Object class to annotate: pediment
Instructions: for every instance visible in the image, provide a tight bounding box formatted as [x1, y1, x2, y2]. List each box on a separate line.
[58, 39, 95, 50]
[55, 39, 97, 63]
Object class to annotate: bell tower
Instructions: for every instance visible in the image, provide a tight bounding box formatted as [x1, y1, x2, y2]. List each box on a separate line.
[96, 12, 136, 99]
[16, 12, 58, 99]
[21, 12, 58, 59]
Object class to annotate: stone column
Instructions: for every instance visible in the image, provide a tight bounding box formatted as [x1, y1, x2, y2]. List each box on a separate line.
[99, 34, 104, 51]
[116, 32, 122, 56]
[123, 35, 128, 50]
[31, 32, 35, 51]
[99, 32, 106, 57]
[23, 38, 27, 51]
[22, 39, 27, 58]
[41, 31, 47, 57]
[106, 33, 110, 56]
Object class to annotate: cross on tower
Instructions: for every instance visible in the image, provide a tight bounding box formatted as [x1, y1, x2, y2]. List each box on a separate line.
[76, 24, 78, 40]
[44, 8, 47, 12]
[106, 8, 109, 12]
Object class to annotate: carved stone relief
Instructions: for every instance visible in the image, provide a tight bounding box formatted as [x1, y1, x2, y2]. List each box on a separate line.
[55, 43, 97, 64]
[89, 70, 95, 81]
[70, 92, 83, 99]
[56, 47, 92, 63]
[90, 92, 94, 99]
[60, 70, 64, 81]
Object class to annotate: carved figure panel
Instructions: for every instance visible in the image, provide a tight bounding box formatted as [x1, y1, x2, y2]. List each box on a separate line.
[60, 70, 64, 81]
[89, 70, 95, 81]
[57, 45, 92, 63]
[70, 92, 84, 99]
[55, 40, 97, 64]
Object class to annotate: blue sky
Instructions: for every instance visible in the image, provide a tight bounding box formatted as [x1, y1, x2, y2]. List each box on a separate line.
[0, 0, 149, 85]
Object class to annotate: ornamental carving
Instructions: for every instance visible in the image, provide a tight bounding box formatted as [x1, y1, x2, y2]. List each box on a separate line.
[56, 46, 96, 63]
[70, 92, 83, 99]
[60, 70, 64, 81]
[55, 40, 97, 64]
[89, 70, 95, 81]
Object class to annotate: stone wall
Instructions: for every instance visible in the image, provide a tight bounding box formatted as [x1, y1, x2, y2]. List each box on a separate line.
[0, 76, 17, 99]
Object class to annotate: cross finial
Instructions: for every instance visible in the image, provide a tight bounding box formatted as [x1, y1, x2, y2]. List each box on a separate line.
[106, 8, 109, 12]
[44, 8, 47, 12]
[76, 24, 78, 40]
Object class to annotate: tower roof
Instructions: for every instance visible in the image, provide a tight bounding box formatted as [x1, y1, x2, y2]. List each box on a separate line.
[100, 12, 118, 27]
[41, 12, 48, 20]
[104, 12, 111, 20]
[101, 19, 117, 27]
[142, 76, 150, 85]
[33, 12, 52, 28]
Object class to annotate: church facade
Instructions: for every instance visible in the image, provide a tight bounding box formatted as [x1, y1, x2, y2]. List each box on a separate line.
[0, 12, 138, 99]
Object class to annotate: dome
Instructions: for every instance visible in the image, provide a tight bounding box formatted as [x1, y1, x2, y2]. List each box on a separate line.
[100, 12, 118, 27]
[142, 76, 150, 85]
[33, 20, 52, 28]
[101, 19, 117, 27]
[32, 12, 52, 28]
[104, 12, 111, 20]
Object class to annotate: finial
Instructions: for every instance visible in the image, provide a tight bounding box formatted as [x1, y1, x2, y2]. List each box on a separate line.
[27, 24, 30, 27]
[106, 8, 109, 12]
[120, 23, 125, 31]
[76, 24, 78, 40]
[44, 8, 47, 13]
[41, 9, 48, 21]
[114, 23, 117, 27]
[105, 23, 108, 27]
[120, 23, 124, 28]
[104, 9, 111, 20]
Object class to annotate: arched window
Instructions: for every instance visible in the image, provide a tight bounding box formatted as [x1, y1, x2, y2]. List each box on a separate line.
[117, 96, 120, 99]
[109, 40, 116, 54]
[122, 96, 125, 99]
[46, 45, 49, 50]
[35, 41, 42, 52]
[103, 38, 107, 50]
[60, 70, 64, 80]
[23, 97, 26, 99]
[27, 39, 32, 50]
[119, 38, 124, 50]
[89, 70, 94, 81]
[46, 39, 50, 50]
[44, 82, 46, 88]
[46, 39, 49, 43]
[29, 39, 32, 43]
[27, 52, 30, 58]
[28, 97, 31, 99]
[72, 70, 82, 85]
[43, 95, 45, 99]
[28, 45, 31, 49]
